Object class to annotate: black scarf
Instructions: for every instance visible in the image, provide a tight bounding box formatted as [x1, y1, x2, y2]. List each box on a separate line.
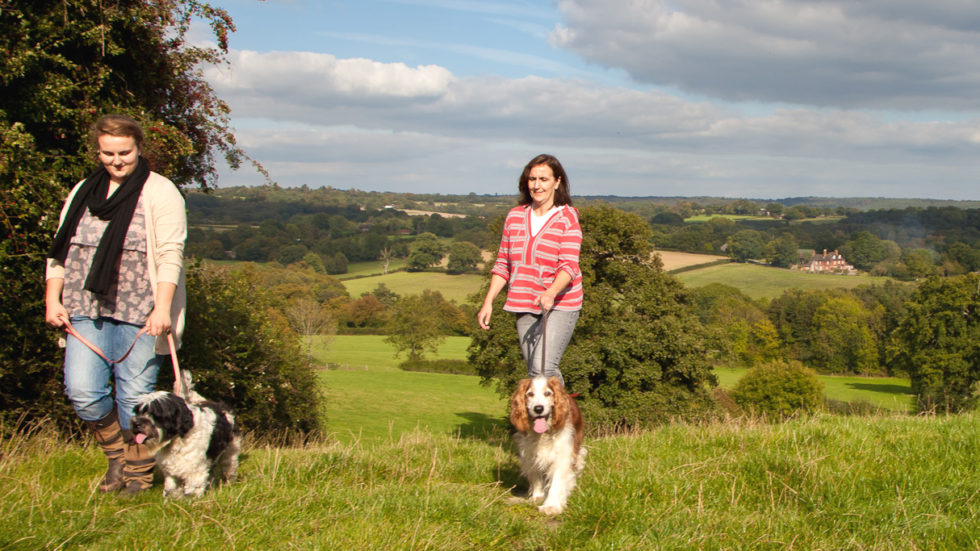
[47, 157, 151, 296]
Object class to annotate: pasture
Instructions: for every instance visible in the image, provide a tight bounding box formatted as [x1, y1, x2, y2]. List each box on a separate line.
[342, 271, 483, 303]
[314, 336, 913, 444]
[675, 262, 894, 299]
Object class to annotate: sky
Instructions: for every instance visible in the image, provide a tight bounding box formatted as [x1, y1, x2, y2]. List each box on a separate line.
[200, 0, 980, 200]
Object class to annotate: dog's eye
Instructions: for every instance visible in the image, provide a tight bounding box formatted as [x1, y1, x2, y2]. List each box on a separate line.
[544, 391, 552, 397]
[526, 391, 534, 398]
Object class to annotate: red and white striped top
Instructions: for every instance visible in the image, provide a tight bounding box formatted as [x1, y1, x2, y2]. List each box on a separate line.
[491, 205, 583, 313]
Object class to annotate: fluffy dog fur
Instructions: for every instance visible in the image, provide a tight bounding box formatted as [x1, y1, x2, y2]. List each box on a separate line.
[131, 373, 241, 498]
[509, 376, 586, 515]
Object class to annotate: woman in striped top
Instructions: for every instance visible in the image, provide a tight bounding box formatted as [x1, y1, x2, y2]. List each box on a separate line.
[477, 154, 583, 386]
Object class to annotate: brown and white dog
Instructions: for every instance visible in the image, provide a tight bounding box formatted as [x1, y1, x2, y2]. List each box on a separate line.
[509, 376, 587, 515]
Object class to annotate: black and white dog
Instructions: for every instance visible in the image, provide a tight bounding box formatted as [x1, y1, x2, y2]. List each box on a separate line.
[131, 373, 241, 498]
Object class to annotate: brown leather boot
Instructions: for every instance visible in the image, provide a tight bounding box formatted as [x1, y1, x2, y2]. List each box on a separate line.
[85, 409, 125, 493]
[121, 428, 155, 495]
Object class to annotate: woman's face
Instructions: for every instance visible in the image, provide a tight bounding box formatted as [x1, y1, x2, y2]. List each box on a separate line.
[97, 134, 140, 184]
[527, 164, 560, 209]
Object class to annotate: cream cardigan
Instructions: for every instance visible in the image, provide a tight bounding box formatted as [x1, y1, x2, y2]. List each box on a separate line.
[46, 172, 187, 354]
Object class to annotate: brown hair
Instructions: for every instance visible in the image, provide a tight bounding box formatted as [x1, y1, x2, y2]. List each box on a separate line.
[517, 154, 572, 207]
[89, 114, 145, 151]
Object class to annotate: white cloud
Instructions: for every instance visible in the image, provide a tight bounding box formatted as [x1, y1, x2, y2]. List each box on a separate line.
[210, 48, 980, 199]
[551, 0, 980, 110]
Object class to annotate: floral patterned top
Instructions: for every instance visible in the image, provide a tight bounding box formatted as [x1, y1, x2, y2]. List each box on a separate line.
[62, 198, 154, 324]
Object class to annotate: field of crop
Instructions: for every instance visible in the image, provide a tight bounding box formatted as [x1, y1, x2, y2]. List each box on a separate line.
[655, 250, 729, 271]
[675, 262, 894, 299]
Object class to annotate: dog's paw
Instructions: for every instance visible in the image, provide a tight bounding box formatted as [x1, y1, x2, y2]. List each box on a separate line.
[538, 504, 563, 516]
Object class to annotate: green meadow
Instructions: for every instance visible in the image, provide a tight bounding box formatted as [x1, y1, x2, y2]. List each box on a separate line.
[314, 336, 914, 444]
[341, 271, 483, 303]
[675, 262, 894, 299]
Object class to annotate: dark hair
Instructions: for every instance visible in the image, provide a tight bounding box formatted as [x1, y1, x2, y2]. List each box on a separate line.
[517, 154, 572, 207]
[89, 114, 145, 151]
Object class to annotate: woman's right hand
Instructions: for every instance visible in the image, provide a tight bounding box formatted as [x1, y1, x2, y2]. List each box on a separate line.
[477, 303, 493, 330]
[45, 301, 68, 328]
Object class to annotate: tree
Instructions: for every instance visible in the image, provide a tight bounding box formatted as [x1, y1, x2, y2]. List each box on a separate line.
[0, 0, 264, 427]
[406, 232, 446, 271]
[765, 234, 799, 268]
[727, 230, 765, 262]
[285, 297, 336, 362]
[384, 290, 463, 360]
[469, 205, 717, 428]
[839, 231, 899, 271]
[179, 263, 323, 434]
[891, 274, 980, 413]
[809, 296, 879, 374]
[379, 246, 394, 274]
[446, 241, 482, 274]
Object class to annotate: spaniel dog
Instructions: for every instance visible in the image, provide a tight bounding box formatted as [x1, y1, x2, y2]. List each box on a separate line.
[509, 376, 587, 515]
[131, 373, 241, 498]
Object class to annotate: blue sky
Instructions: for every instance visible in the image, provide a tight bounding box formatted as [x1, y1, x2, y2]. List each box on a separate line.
[202, 0, 980, 199]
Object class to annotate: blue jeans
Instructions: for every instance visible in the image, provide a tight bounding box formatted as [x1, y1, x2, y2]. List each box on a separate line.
[63, 317, 163, 430]
[516, 310, 579, 385]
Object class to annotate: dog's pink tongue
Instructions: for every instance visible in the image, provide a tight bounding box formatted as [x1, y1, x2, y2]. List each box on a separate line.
[533, 417, 548, 434]
[134, 433, 147, 445]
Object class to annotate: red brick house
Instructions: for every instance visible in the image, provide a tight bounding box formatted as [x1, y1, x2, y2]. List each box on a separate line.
[800, 249, 856, 274]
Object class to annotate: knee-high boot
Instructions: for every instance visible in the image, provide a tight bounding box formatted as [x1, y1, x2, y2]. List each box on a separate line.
[84, 408, 125, 493]
[121, 428, 155, 495]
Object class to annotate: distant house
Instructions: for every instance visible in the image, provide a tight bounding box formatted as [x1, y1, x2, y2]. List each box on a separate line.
[800, 249, 856, 274]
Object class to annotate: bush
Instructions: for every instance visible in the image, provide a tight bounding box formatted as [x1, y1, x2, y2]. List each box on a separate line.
[175, 262, 324, 436]
[398, 359, 476, 376]
[731, 360, 824, 418]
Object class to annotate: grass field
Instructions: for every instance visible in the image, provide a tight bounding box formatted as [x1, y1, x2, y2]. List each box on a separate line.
[5, 412, 980, 549]
[312, 336, 914, 444]
[342, 271, 484, 303]
[675, 262, 893, 299]
[337, 259, 409, 279]
[712, 367, 913, 412]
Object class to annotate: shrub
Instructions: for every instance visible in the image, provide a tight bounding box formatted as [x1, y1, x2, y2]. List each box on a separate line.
[175, 262, 324, 436]
[731, 360, 824, 418]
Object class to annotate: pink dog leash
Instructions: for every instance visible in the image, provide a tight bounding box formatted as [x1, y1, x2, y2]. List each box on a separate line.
[62, 318, 183, 397]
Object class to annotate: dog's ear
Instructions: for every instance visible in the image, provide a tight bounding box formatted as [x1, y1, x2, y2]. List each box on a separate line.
[510, 379, 531, 433]
[151, 393, 194, 438]
[548, 377, 568, 431]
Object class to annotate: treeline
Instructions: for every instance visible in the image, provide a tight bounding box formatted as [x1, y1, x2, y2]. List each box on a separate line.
[186, 191, 494, 273]
[187, 188, 980, 280]
[650, 207, 980, 278]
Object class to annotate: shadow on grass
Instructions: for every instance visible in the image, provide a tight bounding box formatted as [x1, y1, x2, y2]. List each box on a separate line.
[453, 411, 510, 440]
[453, 412, 526, 493]
[845, 382, 914, 395]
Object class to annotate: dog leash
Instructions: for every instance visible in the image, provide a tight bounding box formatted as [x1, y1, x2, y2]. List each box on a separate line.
[62, 317, 183, 397]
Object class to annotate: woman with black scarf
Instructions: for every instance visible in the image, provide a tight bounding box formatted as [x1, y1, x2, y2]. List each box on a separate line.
[45, 114, 187, 495]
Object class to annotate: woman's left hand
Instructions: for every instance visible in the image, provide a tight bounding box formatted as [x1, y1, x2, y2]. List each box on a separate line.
[534, 291, 556, 312]
[145, 307, 172, 337]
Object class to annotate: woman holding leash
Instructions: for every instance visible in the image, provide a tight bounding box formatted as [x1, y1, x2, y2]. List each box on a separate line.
[477, 154, 583, 386]
[44, 114, 186, 495]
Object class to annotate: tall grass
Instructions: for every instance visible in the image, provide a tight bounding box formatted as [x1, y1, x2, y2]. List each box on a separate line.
[3, 413, 979, 549]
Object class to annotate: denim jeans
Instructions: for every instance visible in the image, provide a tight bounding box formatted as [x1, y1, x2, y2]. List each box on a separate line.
[63, 316, 163, 430]
[515, 310, 579, 385]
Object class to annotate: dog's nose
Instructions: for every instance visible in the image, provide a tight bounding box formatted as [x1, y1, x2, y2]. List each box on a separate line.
[533, 405, 544, 414]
